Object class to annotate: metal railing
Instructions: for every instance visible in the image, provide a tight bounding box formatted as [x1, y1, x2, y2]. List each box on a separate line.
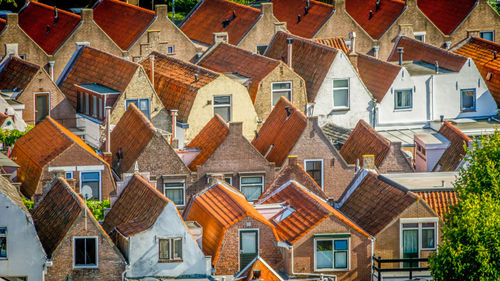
[372, 255, 430, 281]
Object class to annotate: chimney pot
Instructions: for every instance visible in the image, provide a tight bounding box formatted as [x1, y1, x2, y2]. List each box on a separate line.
[361, 155, 376, 170]
[155, 4, 168, 18]
[397, 47, 404, 66]
[81, 9, 93, 21]
[194, 73, 199, 82]
[369, 10, 373, 19]
[287, 38, 293, 70]
[6, 13, 18, 26]
[229, 122, 243, 135]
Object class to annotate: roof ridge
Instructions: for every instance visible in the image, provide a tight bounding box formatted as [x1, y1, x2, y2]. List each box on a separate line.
[218, 42, 281, 66]
[471, 36, 500, 49]
[278, 31, 339, 54]
[399, 35, 468, 61]
[102, 0, 155, 14]
[209, 0, 261, 12]
[442, 121, 471, 142]
[131, 173, 170, 203]
[84, 45, 141, 68]
[358, 52, 402, 70]
[151, 51, 220, 77]
[29, 1, 81, 19]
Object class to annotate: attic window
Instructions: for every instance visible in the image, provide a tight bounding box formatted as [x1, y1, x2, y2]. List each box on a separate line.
[272, 204, 295, 223]
[486, 72, 493, 81]
[0, 227, 6, 259]
[74, 237, 97, 268]
[159, 238, 182, 262]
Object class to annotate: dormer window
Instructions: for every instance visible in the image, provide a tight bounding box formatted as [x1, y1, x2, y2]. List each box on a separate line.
[126, 98, 151, 119]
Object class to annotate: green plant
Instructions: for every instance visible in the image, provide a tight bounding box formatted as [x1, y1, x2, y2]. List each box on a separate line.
[1, 126, 33, 148]
[86, 199, 110, 221]
[22, 197, 34, 210]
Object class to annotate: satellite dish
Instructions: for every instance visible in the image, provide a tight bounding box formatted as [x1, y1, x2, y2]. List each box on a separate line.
[81, 185, 93, 200]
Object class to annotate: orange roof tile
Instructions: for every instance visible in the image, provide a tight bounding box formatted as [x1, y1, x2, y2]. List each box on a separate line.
[181, 0, 261, 45]
[454, 36, 500, 106]
[416, 189, 458, 219]
[418, 0, 476, 35]
[259, 181, 371, 243]
[433, 121, 471, 172]
[236, 256, 284, 281]
[0, 56, 40, 91]
[0, 18, 5, 32]
[19, 1, 81, 55]
[58, 46, 139, 109]
[185, 114, 229, 171]
[94, 0, 156, 50]
[141, 52, 219, 123]
[265, 32, 338, 102]
[272, 0, 333, 38]
[103, 174, 170, 237]
[106, 103, 156, 174]
[357, 53, 402, 102]
[185, 182, 279, 264]
[346, 0, 405, 40]
[11, 117, 104, 197]
[252, 97, 306, 167]
[198, 43, 281, 103]
[338, 171, 417, 235]
[312, 37, 350, 54]
[388, 36, 468, 72]
[339, 119, 391, 167]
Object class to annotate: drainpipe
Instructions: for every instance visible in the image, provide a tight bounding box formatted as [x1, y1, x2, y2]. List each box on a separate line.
[103, 106, 112, 165]
[170, 109, 178, 146]
[122, 264, 130, 281]
[287, 38, 293, 70]
[397, 47, 404, 66]
[48, 61, 55, 81]
[371, 98, 377, 128]
[370, 238, 375, 280]
[373, 46, 379, 59]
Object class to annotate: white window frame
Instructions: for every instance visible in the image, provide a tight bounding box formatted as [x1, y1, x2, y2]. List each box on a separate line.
[239, 175, 264, 202]
[0, 227, 7, 260]
[399, 218, 439, 263]
[158, 237, 183, 262]
[125, 98, 151, 119]
[65, 171, 74, 179]
[238, 228, 260, 269]
[163, 181, 185, 207]
[413, 32, 426, 42]
[332, 78, 350, 110]
[313, 237, 351, 271]
[394, 89, 413, 110]
[304, 159, 324, 190]
[271, 81, 293, 108]
[79, 171, 102, 201]
[480, 30, 495, 41]
[73, 236, 98, 269]
[213, 95, 232, 122]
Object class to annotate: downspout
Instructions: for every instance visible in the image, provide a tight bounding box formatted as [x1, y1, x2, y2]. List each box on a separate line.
[371, 98, 377, 129]
[122, 264, 129, 281]
[370, 237, 375, 280]
[288, 245, 338, 280]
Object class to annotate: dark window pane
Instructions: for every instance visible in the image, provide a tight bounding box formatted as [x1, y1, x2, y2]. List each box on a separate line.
[74, 239, 86, 265]
[85, 238, 96, 265]
[214, 96, 231, 105]
[174, 238, 182, 259]
[159, 239, 170, 260]
[334, 239, 348, 250]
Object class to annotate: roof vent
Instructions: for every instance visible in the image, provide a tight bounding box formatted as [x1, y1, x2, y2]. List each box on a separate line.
[494, 50, 497, 60]
[375, 0, 380, 12]
[285, 105, 291, 117]
[46, 25, 50, 34]
[297, 14, 301, 23]
[54, 7, 58, 25]
[305, 0, 310, 15]
[222, 10, 236, 28]
[369, 10, 373, 19]
[397, 47, 404, 66]
[194, 73, 199, 82]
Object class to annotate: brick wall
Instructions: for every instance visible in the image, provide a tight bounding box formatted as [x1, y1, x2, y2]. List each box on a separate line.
[378, 142, 414, 173]
[46, 212, 125, 280]
[214, 217, 283, 275]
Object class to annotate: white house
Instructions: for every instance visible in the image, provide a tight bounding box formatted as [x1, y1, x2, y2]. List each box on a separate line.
[0, 175, 47, 280]
[265, 31, 373, 129]
[103, 173, 211, 279]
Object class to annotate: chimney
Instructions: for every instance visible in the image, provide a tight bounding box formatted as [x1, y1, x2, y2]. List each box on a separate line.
[274, 22, 287, 34]
[208, 173, 225, 185]
[5, 44, 19, 57]
[260, 2, 272, 17]
[170, 109, 178, 146]
[6, 13, 18, 26]
[155, 4, 168, 18]
[494, 51, 498, 60]
[361, 155, 376, 170]
[349, 32, 356, 53]
[334, 0, 346, 13]
[288, 155, 298, 166]
[287, 38, 293, 70]
[297, 14, 301, 23]
[194, 74, 198, 82]
[397, 47, 404, 66]
[150, 54, 155, 86]
[213, 32, 229, 44]
[48, 61, 55, 81]
[373, 46, 379, 59]
[81, 9, 93, 22]
[103, 106, 112, 165]
[349, 52, 359, 69]
[229, 122, 243, 136]
[434, 60, 439, 74]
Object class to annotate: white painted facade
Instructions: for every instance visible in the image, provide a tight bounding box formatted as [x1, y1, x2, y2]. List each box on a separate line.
[0, 191, 46, 280]
[376, 59, 498, 130]
[126, 202, 211, 279]
[311, 52, 373, 129]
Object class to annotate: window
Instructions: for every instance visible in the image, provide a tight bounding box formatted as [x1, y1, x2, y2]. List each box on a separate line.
[272, 82, 292, 106]
[126, 98, 151, 119]
[460, 89, 476, 111]
[421, 222, 436, 249]
[78, 92, 84, 113]
[401, 221, 437, 268]
[98, 98, 103, 120]
[256, 45, 268, 55]
[74, 237, 97, 268]
[159, 238, 182, 262]
[240, 176, 264, 201]
[480, 31, 495, 41]
[414, 32, 426, 42]
[394, 89, 412, 110]
[224, 176, 232, 185]
[164, 182, 185, 206]
[333, 79, 349, 109]
[240, 230, 258, 270]
[80, 171, 100, 200]
[305, 159, 323, 189]
[65, 172, 73, 179]
[315, 238, 349, 270]
[0, 227, 6, 259]
[213, 95, 231, 122]
[168, 46, 175, 54]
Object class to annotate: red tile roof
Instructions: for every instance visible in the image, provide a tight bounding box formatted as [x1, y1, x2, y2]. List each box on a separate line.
[388, 36, 468, 72]
[181, 0, 261, 45]
[198, 42, 281, 103]
[106, 104, 156, 174]
[338, 171, 418, 235]
[185, 114, 229, 171]
[185, 182, 279, 264]
[346, 0, 405, 40]
[103, 174, 170, 237]
[265, 32, 338, 102]
[339, 119, 391, 167]
[58, 46, 139, 109]
[252, 97, 307, 167]
[19, 1, 81, 55]
[416, 189, 458, 219]
[433, 121, 471, 172]
[93, 0, 155, 50]
[272, 0, 333, 38]
[0, 18, 5, 32]
[418, 0, 476, 35]
[259, 181, 371, 243]
[141, 52, 219, 123]
[236, 256, 284, 281]
[0, 56, 40, 91]
[454, 37, 500, 105]
[357, 53, 402, 102]
[312, 37, 350, 54]
[11, 117, 105, 197]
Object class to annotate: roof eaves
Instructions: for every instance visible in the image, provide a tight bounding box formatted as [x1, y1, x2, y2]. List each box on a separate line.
[236, 13, 262, 45]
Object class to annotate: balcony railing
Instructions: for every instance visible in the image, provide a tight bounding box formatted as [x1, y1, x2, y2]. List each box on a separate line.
[372, 255, 431, 281]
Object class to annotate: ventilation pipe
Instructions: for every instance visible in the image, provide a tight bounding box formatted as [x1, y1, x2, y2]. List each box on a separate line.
[150, 55, 155, 86]
[194, 73, 199, 82]
[397, 47, 404, 66]
[54, 7, 58, 25]
[376, 0, 380, 11]
[435, 60, 439, 74]
[287, 38, 293, 70]
[369, 10, 373, 19]
[103, 106, 112, 165]
[285, 105, 291, 117]
[48, 61, 55, 81]
[373, 46, 379, 59]
[494, 51, 498, 60]
[170, 109, 178, 147]
[349, 32, 356, 53]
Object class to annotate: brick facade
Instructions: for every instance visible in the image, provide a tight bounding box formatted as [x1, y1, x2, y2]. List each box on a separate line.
[214, 217, 283, 275]
[46, 211, 125, 280]
[378, 142, 414, 173]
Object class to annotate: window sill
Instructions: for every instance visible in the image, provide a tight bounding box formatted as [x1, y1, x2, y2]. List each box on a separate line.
[394, 108, 412, 112]
[460, 110, 476, 113]
[0, 257, 7, 260]
[159, 259, 183, 263]
[314, 268, 350, 272]
[329, 107, 350, 113]
[73, 265, 98, 269]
